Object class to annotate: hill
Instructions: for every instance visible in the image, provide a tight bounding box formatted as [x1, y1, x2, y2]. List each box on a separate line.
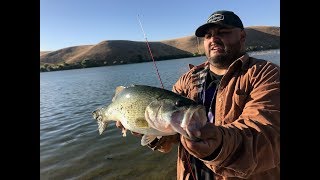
[40, 26, 279, 71]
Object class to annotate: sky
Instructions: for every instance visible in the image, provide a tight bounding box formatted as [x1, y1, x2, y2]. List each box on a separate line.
[40, 0, 280, 51]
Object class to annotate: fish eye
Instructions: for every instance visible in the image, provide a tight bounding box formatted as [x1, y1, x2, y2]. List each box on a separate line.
[175, 100, 184, 107]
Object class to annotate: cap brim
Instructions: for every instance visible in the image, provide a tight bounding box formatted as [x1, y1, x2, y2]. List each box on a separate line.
[195, 23, 234, 37]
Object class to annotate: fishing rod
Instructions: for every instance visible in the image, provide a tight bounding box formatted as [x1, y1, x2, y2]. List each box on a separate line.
[136, 14, 197, 180]
[136, 14, 165, 89]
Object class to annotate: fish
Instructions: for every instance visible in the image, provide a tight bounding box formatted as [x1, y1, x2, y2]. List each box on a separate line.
[92, 84, 207, 146]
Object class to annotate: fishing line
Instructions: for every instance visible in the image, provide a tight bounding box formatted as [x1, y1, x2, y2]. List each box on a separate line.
[137, 14, 165, 89]
[137, 14, 197, 180]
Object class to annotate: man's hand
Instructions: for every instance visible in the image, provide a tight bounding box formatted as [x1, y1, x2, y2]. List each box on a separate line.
[180, 123, 222, 159]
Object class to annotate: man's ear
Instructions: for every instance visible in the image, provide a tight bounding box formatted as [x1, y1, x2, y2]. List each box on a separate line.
[240, 29, 246, 43]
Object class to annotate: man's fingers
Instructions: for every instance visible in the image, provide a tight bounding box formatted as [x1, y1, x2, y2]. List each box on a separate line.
[131, 131, 143, 137]
[116, 121, 124, 129]
[180, 135, 216, 159]
[180, 136, 198, 157]
[115, 121, 143, 137]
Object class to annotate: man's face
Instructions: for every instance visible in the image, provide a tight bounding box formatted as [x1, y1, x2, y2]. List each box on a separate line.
[203, 26, 245, 68]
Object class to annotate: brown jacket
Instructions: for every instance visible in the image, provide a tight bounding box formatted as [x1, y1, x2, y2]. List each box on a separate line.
[154, 53, 280, 180]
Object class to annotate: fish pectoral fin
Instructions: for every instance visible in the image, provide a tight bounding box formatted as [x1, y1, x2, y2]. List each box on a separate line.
[141, 135, 157, 146]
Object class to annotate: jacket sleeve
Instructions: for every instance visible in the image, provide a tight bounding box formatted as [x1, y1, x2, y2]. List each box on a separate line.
[201, 62, 280, 178]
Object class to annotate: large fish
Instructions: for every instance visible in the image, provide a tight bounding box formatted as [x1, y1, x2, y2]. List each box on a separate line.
[92, 85, 207, 146]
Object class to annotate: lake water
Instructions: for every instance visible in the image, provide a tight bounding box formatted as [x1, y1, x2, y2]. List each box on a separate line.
[40, 49, 280, 179]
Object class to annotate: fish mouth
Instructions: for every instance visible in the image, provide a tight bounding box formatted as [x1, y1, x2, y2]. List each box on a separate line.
[144, 100, 207, 138]
[171, 105, 207, 140]
[185, 105, 207, 139]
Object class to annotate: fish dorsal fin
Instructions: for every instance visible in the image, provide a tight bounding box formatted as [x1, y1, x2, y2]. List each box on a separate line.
[141, 135, 157, 146]
[112, 86, 125, 102]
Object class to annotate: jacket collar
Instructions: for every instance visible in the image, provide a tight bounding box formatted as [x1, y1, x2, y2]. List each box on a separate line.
[188, 53, 250, 88]
[217, 53, 250, 89]
[225, 53, 250, 72]
[191, 53, 250, 71]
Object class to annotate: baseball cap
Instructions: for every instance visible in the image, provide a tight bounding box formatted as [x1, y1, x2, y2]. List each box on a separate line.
[195, 10, 244, 37]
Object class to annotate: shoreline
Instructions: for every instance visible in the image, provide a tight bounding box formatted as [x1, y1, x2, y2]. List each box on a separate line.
[40, 48, 280, 73]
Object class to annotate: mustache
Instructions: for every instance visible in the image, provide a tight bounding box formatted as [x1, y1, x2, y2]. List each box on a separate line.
[210, 40, 223, 47]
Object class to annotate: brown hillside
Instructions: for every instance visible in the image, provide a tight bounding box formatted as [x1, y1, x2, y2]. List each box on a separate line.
[161, 26, 280, 55]
[63, 40, 191, 64]
[161, 36, 204, 54]
[40, 51, 52, 56]
[245, 26, 280, 49]
[40, 26, 279, 65]
[40, 45, 94, 64]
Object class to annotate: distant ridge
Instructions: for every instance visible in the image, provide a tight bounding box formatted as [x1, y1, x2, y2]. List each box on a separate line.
[40, 26, 279, 71]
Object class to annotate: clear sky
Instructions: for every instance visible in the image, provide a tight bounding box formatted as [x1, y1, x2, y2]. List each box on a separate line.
[40, 0, 280, 51]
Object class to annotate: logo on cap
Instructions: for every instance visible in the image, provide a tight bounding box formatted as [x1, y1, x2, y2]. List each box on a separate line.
[207, 14, 224, 23]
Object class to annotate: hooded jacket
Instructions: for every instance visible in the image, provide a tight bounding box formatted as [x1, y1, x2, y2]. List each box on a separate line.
[150, 53, 280, 180]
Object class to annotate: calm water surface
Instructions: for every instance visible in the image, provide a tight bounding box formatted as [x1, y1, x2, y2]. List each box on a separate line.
[40, 49, 279, 179]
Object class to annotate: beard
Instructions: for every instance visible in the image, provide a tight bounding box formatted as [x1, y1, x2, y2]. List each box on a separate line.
[207, 40, 243, 69]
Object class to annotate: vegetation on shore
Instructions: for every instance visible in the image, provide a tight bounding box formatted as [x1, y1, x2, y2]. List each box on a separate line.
[40, 53, 197, 72]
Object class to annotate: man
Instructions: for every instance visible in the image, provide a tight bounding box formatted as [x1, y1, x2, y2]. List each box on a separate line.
[117, 10, 280, 179]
